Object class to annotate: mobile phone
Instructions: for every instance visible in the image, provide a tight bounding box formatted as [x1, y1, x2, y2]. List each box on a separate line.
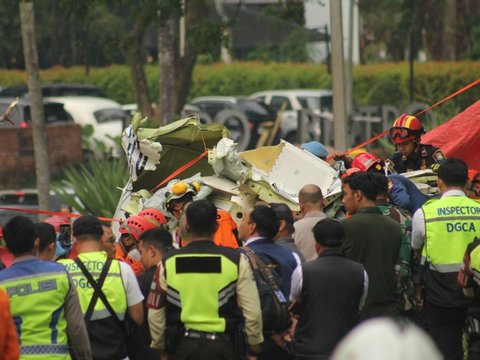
[58, 224, 72, 248]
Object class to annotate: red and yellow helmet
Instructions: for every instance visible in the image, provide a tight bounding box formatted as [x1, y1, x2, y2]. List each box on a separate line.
[390, 114, 425, 144]
[351, 152, 383, 172]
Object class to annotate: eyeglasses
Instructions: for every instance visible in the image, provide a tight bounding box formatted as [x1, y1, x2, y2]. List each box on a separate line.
[104, 236, 116, 244]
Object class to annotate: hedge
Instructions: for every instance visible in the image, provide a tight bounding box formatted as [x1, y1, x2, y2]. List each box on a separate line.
[0, 61, 478, 121]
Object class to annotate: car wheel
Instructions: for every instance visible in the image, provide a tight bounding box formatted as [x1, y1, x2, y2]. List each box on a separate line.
[214, 109, 251, 151]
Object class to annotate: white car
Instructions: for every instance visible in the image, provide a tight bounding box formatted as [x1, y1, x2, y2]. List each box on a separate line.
[46, 96, 127, 153]
[249, 89, 332, 143]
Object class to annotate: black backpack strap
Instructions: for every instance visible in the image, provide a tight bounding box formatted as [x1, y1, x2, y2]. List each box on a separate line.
[243, 246, 285, 300]
[74, 257, 123, 327]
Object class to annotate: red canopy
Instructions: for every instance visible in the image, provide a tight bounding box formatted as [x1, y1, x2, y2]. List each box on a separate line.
[422, 101, 480, 169]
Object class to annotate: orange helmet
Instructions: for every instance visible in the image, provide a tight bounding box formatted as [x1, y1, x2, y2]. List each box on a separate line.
[351, 152, 383, 172]
[390, 114, 425, 144]
[138, 208, 167, 226]
[119, 215, 158, 241]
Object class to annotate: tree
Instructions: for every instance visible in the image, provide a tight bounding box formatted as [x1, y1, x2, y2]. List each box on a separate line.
[19, 0, 50, 215]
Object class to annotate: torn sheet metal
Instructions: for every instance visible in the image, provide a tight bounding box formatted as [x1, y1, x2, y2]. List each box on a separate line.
[239, 141, 338, 203]
[125, 116, 228, 192]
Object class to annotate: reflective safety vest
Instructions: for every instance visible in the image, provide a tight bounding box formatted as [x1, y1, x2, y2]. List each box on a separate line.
[60, 252, 127, 321]
[422, 196, 480, 273]
[164, 245, 240, 333]
[0, 259, 71, 359]
[470, 244, 480, 286]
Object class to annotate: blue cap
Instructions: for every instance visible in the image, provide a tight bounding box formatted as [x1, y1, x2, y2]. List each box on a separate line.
[302, 141, 328, 159]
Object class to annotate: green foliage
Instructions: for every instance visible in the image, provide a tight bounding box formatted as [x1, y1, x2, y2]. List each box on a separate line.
[0, 61, 478, 121]
[52, 158, 129, 218]
[247, 28, 309, 63]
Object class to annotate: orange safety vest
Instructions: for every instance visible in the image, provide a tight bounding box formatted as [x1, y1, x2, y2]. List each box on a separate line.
[0, 289, 20, 360]
[115, 246, 143, 276]
[180, 209, 239, 249]
[213, 209, 239, 249]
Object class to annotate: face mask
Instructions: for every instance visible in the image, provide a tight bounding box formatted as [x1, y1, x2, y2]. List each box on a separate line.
[127, 248, 141, 262]
[55, 240, 72, 258]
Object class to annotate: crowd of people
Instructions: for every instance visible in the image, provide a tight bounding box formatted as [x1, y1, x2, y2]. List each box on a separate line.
[0, 114, 480, 360]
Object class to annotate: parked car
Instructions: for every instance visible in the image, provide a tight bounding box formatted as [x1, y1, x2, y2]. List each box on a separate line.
[0, 189, 68, 226]
[0, 98, 73, 128]
[46, 96, 127, 156]
[0, 84, 106, 98]
[249, 89, 333, 143]
[183, 96, 280, 151]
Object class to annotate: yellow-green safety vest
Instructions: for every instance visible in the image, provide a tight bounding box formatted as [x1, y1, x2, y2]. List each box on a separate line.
[0, 261, 71, 359]
[469, 244, 480, 286]
[422, 195, 480, 273]
[165, 252, 239, 332]
[60, 252, 127, 320]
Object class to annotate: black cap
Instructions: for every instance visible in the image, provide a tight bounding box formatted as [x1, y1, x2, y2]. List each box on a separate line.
[270, 203, 294, 225]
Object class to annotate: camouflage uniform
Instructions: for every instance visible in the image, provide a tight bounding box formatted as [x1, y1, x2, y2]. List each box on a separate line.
[376, 201, 418, 311]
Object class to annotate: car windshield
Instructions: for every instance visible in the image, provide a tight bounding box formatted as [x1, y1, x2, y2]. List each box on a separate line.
[297, 96, 321, 110]
[24, 104, 73, 124]
[0, 193, 38, 206]
[237, 100, 276, 118]
[297, 95, 333, 112]
[94, 108, 127, 123]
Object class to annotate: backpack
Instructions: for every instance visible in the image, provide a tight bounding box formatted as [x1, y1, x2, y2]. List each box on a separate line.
[243, 246, 291, 333]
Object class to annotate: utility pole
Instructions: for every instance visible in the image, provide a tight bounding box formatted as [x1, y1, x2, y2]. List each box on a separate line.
[19, 0, 50, 217]
[345, 0, 354, 125]
[330, 0, 348, 150]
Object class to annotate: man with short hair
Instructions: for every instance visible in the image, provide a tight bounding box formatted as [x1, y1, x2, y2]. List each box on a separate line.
[341, 172, 402, 320]
[270, 202, 305, 263]
[239, 205, 299, 360]
[0, 216, 91, 359]
[35, 222, 57, 261]
[148, 200, 263, 359]
[290, 218, 368, 360]
[130, 228, 173, 359]
[60, 215, 144, 360]
[413, 158, 480, 360]
[100, 222, 116, 259]
[293, 184, 327, 261]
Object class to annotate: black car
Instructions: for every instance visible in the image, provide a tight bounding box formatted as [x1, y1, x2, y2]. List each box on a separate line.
[0, 83, 106, 98]
[0, 98, 73, 128]
[0, 189, 67, 226]
[184, 96, 280, 151]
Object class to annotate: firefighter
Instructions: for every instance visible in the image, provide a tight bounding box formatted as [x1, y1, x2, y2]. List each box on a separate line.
[389, 114, 446, 173]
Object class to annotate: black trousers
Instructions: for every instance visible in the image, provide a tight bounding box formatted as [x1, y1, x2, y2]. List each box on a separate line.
[171, 337, 234, 360]
[424, 301, 467, 360]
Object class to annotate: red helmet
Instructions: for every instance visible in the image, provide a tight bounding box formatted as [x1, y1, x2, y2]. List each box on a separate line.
[44, 216, 70, 232]
[390, 114, 425, 144]
[351, 152, 383, 172]
[119, 215, 158, 241]
[138, 208, 167, 226]
[0, 226, 3, 238]
[341, 167, 362, 179]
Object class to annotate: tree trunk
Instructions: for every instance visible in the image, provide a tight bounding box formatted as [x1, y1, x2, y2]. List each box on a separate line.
[123, 25, 153, 118]
[158, 17, 177, 125]
[19, 0, 50, 215]
[443, 0, 457, 60]
[174, 0, 209, 115]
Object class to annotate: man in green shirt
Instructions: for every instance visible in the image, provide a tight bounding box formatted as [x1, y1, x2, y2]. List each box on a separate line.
[341, 171, 402, 319]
